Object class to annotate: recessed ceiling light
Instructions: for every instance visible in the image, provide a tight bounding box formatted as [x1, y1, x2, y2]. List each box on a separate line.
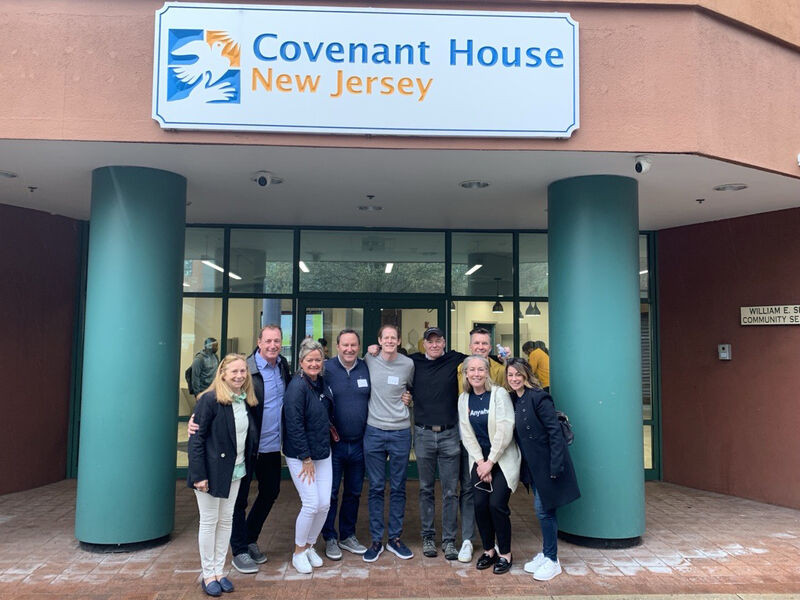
[460, 180, 489, 189]
[358, 205, 383, 211]
[713, 183, 747, 192]
[0, 170, 18, 178]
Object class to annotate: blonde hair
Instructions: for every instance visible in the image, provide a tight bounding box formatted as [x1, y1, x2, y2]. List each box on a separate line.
[460, 355, 495, 394]
[297, 338, 325, 375]
[203, 353, 257, 407]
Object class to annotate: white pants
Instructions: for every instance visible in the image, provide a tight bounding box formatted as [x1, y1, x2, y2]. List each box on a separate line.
[194, 478, 240, 579]
[286, 456, 332, 547]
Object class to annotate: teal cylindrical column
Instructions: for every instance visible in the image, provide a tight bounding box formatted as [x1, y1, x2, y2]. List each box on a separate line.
[76, 166, 186, 546]
[547, 175, 644, 543]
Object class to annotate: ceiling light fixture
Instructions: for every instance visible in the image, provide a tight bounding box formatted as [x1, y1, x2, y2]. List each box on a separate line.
[459, 180, 489, 189]
[183, 282, 190, 288]
[713, 183, 747, 192]
[358, 205, 383, 211]
[228, 271, 242, 280]
[298, 260, 310, 273]
[639, 270, 648, 275]
[201, 260, 224, 273]
[527, 301, 541, 316]
[464, 264, 483, 276]
[450, 301, 456, 312]
[491, 278, 504, 314]
[385, 262, 394, 274]
[0, 170, 18, 178]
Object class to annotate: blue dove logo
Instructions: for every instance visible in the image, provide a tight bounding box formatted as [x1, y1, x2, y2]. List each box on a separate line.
[167, 29, 241, 104]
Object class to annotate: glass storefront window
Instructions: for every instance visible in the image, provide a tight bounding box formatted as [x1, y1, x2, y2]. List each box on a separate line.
[184, 228, 225, 293]
[299, 230, 445, 293]
[227, 298, 294, 370]
[450, 300, 514, 356]
[302, 307, 364, 357]
[229, 229, 293, 294]
[517, 301, 549, 357]
[451, 232, 512, 297]
[178, 297, 222, 468]
[519, 233, 548, 297]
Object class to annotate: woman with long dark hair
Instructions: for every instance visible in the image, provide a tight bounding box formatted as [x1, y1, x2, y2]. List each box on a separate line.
[505, 357, 579, 582]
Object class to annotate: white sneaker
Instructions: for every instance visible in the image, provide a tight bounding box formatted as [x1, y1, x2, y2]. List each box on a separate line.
[457, 540, 473, 563]
[524, 552, 546, 574]
[292, 551, 312, 574]
[305, 546, 324, 568]
[533, 557, 562, 581]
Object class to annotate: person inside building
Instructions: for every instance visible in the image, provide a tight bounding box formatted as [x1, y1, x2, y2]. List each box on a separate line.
[362, 324, 415, 562]
[505, 357, 579, 582]
[458, 355, 520, 575]
[191, 337, 220, 396]
[522, 340, 550, 393]
[282, 338, 334, 574]
[321, 329, 371, 560]
[188, 354, 257, 597]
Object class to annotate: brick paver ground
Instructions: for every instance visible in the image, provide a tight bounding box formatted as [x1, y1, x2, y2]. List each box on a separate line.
[1, 479, 799, 599]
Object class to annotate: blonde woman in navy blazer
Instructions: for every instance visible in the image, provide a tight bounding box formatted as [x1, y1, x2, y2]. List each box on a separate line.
[188, 354, 258, 597]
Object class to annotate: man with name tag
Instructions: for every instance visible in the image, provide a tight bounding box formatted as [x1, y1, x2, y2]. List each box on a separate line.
[320, 329, 371, 560]
[362, 324, 416, 563]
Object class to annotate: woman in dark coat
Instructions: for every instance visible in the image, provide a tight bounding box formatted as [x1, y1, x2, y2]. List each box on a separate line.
[188, 353, 258, 596]
[505, 357, 579, 582]
[282, 337, 335, 574]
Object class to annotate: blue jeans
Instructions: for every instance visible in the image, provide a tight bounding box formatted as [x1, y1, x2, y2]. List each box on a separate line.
[533, 484, 558, 560]
[363, 424, 411, 542]
[321, 439, 365, 542]
[414, 425, 460, 543]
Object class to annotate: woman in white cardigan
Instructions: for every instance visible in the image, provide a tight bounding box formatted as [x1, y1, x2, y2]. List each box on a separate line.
[458, 355, 521, 574]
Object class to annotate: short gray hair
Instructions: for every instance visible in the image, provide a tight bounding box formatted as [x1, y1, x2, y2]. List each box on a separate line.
[297, 338, 325, 374]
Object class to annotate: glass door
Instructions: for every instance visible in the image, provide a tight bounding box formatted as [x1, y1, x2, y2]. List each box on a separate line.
[297, 297, 444, 479]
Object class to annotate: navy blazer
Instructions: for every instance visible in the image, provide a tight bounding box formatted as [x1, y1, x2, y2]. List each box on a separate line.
[245, 349, 292, 434]
[514, 387, 580, 511]
[187, 390, 257, 498]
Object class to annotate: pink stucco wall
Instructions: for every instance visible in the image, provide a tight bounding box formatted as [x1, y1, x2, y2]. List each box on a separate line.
[0, 0, 798, 176]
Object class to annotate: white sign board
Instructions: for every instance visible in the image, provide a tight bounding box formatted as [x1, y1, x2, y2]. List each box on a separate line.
[740, 305, 800, 325]
[152, 3, 579, 137]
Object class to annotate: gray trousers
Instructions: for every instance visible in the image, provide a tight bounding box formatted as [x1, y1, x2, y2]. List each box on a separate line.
[414, 425, 461, 543]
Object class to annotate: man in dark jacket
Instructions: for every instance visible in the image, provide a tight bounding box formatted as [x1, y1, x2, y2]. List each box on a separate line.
[190, 337, 219, 396]
[320, 329, 371, 560]
[188, 324, 291, 574]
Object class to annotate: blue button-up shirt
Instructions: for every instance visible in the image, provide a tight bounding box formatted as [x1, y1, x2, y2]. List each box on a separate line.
[255, 353, 286, 453]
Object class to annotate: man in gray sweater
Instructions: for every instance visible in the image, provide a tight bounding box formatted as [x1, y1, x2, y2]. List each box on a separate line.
[362, 324, 415, 563]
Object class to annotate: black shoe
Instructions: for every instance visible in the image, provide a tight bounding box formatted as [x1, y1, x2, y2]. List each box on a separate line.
[476, 552, 498, 570]
[493, 556, 512, 574]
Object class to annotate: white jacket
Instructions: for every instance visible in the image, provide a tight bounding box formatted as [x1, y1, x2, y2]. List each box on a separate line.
[458, 386, 521, 492]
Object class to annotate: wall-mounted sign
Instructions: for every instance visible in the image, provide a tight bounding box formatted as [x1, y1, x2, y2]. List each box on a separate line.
[152, 3, 579, 137]
[740, 305, 800, 325]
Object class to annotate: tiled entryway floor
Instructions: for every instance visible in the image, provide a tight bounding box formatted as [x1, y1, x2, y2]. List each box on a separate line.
[1, 479, 800, 599]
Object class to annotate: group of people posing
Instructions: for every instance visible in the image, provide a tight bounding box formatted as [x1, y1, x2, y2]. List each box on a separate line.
[186, 323, 579, 597]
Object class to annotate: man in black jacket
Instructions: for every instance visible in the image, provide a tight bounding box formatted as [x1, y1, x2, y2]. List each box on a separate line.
[189, 324, 291, 574]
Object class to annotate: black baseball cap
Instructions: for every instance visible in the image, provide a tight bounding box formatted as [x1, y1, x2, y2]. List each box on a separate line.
[423, 327, 445, 339]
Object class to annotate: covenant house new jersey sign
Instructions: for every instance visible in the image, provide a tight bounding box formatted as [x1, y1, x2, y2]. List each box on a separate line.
[152, 3, 579, 137]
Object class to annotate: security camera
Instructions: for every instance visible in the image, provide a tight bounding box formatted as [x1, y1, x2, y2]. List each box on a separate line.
[252, 171, 272, 187]
[634, 156, 652, 174]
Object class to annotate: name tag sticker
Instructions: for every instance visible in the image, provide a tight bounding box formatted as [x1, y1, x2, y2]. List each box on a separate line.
[357, 378, 369, 388]
[387, 375, 400, 385]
